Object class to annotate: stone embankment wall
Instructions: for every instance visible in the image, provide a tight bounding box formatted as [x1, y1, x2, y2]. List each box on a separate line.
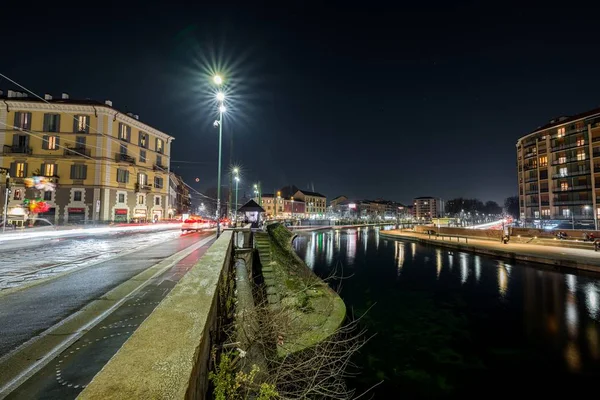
[414, 225, 502, 239]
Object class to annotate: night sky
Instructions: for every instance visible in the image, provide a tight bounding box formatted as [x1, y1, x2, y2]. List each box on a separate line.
[3, 2, 600, 205]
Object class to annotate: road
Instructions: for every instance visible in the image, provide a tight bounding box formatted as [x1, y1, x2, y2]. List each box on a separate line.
[4, 238, 213, 399]
[0, 226, 181, 290]
[0, 230, 216, 400]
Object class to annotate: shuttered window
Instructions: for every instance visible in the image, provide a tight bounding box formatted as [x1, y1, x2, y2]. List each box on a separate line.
[70, 164, 87, 180]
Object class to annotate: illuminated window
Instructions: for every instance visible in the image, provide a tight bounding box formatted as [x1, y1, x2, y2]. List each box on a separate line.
[563, 209, 571, 217]
[138, 195, 145, 204]
[557, 127, 565, 137]
[561, 182, 569, 191]
[119, 123, 130, 141]
[156, 138, 164, 154]
[15, 162, 25, 178]
[577, 137, 585, 146]
[43, 163, 55, 177]
[559, 167, 568, 177]
[13, 189, 22, 200]
[539, 156, 547, 167]
[138, 173, 147, 186]
[542, 209, 550, 216]
[47, 136, 57, 150]
[559, 156, 566, 164]
[75, 115, 89, 133]
[577, 150, 586, 161]
[139, 132, 147, 148]
[14, 112, 31, 130]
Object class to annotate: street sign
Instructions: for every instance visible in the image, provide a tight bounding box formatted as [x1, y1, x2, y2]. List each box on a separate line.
[96, 200, 100, 213]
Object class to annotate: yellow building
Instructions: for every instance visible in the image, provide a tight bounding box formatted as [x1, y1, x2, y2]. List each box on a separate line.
[293, 189, 326, 218]
[0, 91, 174, 224]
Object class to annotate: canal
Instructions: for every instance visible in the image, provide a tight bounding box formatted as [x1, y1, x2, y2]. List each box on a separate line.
[293, 226, 600, 398]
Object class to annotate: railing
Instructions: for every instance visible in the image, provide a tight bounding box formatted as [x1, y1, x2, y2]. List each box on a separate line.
[525, 190, 539, 195]
[153, 164, 166, 171]
[525, 202, 539, 207]
[540, 187, 549, 193]
[115, 153, 136, 164]
[552, 199, 592, 206]
[556, 184, 592, 192]
[135, 183, 152, 192]
[593, 136, 600, 143]
[525, 176, 538, 182]
[524, 164, 537, 171]
[3, 145, 32, 155]
[551, 157, 587, 165]
[552, 127, 588, 139]
[552, 169, 590, 179]
[541, 201, 550, 206]
[64, 147, 91, 157]
[524, 152, 537, 159]
[551, 141, 586, 152]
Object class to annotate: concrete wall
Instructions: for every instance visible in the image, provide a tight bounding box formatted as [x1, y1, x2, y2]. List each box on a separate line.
[414, 225, 502, 239]
[511, 227, 600, 239]
[78, 231, 232, 400]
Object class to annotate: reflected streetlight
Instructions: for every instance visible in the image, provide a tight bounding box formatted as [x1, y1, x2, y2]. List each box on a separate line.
[213, 74, 226, 236]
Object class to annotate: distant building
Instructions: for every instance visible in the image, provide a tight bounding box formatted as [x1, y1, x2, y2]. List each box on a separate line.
[413, 197, 439, 220]
[330, 195, 348, 208]
[517, 106, 600, 227]
[168, 172, 191, 217]
[256, 192, 305, 219]
[294, 190, 327, 218]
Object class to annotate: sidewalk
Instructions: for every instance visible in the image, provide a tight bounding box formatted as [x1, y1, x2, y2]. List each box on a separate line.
[380, 229, 600, 273]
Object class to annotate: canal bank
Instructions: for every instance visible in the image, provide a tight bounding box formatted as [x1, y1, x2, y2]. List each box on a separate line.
[380, 229, 600, 273]
[293, 227, 600, 398]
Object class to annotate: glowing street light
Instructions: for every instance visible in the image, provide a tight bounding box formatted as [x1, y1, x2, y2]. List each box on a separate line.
[219, 105, 226, 113]
[213, 74, 226, 236]
[216, 92, 225, 102]
[234, 174, 240, 224]
[213, 75, 223, 85]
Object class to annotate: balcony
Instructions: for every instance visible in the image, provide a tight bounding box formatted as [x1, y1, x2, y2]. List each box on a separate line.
[3, 145, 32, 155]
[552, 199, 592, 206]
[593, 136, 600, 143]
[556, 185, 592, 192]
[551, 141, 586, 152]
[525, 176, 538, 183]
[525, 189, 539, 195]
[524, 164, 537, 171]
[116, 153, 136, 164]
[540, 187, 549, 193]
[524, 152, 537, 159]
[153, 164, 167, 172]
[525, 202, 539, 207]
[552, 169, 590, 179]
[135, 183, 153, 192]
[541, 201, 550, 206]
[553, 127, 588, 139]
[551, 157, 587, 165]
[64, 147, 91, 157]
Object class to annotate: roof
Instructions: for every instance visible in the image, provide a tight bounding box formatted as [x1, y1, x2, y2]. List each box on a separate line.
[331, 195, 347, 201]
[261, 193, 275, 198]
[528, 106, 600, 134]
[413, 196, 436, 200]
[238, 200, 265, 213]
[295, 189, 326, 198]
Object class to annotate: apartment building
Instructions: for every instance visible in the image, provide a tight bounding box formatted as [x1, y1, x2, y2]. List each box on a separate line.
[413, 197, 439, 220]
[0, 90, 173, 224]
[516, 107, 600, 227]
[293, 190, 326, 218]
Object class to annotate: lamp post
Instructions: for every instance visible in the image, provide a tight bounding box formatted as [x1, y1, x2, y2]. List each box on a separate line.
[291, 196, 294, 220]
[233, 170, 239, 225]
[213, 75, 225, 237]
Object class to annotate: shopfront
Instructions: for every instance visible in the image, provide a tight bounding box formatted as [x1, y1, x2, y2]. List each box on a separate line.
[114, 208, 128, 222]
[68, 207, 86, 224]
[133, 208, 147, 223]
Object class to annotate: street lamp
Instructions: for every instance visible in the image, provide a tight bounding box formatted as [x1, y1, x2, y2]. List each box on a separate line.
[234, 173, 240, 225]
[213, 75, 225, 237]
[291, 196, 294, 220]
[2, 171, 9, 233]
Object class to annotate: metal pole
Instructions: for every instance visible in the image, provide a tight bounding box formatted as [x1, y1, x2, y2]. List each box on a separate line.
[216, 110, 223, 237]
[2, 173, 9, 233]
[234, 177, 238, 224]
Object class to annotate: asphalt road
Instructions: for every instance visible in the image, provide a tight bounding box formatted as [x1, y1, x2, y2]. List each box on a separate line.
[5, 241, 212, 399]
[0, 231, 211, 358]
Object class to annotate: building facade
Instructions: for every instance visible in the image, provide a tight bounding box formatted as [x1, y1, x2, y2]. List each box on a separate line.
[168, 172, 191, 217]
[293, 190, 326, 218]
[516, 107, 600, 228]
[0, 91, 173, 224]
[413, 197, 439, 220]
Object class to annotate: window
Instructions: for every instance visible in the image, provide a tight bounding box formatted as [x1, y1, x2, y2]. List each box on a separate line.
[14, 112, 31, 130]
[43, 191, 52, 201]
[74, 115, 89, 133]
[577, 150, 586, 161]
[74, 191, 82, 201]
[156, 138, 164, 154]
[561, 182, 569, 191]
[154, 176, 163, 189]
[558, 156, 566, 164]
[139, 150, 146, 163]
[138, 173, 147, 186]
[563, 209, 571, 217]
[156, 155, 162, 167]
[15, 162, 25, 178]
[542, 209, 550, 216]
[139, 132, 147, 148]
[13, 189, 22, 201]
[559, 167, 568, 177]
[70, 164, 87, 180]
[120, 144, 127, 155]
[138, 195, 145, 205]
[155, 196, 160, 206]
[43, 163, 57, 177]
[539, 156, 547, 167]
[75, 136, 86, 148]
[118, 193, 125, 203]
[43, 114, 61, 132]
[116, 168, 129, 183]
[42, 135, 59, 150]
[557, 127, 565, 137]
[118, 123, 131, 141]
[577, 136, 585, 146]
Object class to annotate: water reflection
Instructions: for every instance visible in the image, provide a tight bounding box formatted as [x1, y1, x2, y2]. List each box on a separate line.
[292, 227, 600, 391]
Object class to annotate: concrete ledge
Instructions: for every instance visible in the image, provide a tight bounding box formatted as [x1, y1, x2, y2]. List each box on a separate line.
[78, 232, 233, 400]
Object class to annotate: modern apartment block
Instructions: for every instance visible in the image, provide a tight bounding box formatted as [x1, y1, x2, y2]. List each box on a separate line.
[413, 197, 439, 220]
[0, 90, 173, 224]
[516, 107, 600, 227]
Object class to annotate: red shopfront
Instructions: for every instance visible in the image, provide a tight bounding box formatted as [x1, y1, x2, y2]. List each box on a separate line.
[114, 208, 128, 222]
[68, 207, 86, 224]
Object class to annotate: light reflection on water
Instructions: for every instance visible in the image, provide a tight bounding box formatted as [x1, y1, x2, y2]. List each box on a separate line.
[293, 227, 600, 388]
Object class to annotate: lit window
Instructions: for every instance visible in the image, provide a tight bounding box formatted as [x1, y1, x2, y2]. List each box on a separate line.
[559, 167, 568, 177]
[47, 136, 57, 150]
[75, 115, 89, 133]
[44, 163, 55, 177]
[13, 189, 22, 200]
[577, 137, 585, 146]
[139, 132, 147, 148]
[138, 173, 147, 186]
[557, 127, 565, 137]
[559, 156, 567, 164]
[156, 138, 164, 154]
[563, 209, 571, 217]
[577, 150, 586, 161]
[539, 156, 547, 167]
[542, 209, 550, 216]
[119, 123, 130, 141]
[561, 182, 569, 191]
[138, 195, 144, 204]
[15, 162, 25, 178]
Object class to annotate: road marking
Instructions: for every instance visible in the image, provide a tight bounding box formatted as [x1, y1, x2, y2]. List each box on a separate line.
[0, 233, 214, 398]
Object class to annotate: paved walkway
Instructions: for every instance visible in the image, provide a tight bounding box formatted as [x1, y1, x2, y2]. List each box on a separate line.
[381, 229, 600, 273]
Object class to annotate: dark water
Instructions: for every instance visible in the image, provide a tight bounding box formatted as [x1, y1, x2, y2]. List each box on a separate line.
[293, 227, 600, 398]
